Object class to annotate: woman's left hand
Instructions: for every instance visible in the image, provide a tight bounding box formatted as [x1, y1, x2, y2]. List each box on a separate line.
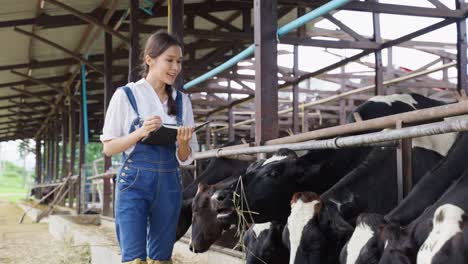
[177, 126, 194, 146]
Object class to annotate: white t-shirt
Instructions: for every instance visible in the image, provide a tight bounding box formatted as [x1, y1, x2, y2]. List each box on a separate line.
[100, 78, 199, 165]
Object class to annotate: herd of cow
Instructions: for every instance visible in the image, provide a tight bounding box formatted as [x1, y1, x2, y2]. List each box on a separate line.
[176, 93, 468, 264]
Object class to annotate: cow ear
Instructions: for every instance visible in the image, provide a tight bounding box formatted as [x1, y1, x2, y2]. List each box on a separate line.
[197, 182, 208, 192]
[462, 214, 468, 228]
[246, 158, 265, 173]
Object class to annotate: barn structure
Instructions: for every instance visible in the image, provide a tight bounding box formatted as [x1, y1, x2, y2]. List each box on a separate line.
[0, 0, 467, 262]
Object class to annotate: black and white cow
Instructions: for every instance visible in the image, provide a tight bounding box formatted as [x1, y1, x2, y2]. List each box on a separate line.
[281, 140, 444, 264]
[283, 192, 354, 264]
[416, 204, 468, 264]
[189, 178, 240, 253]
[339, 132, 468, 264]
[176, 156, 251, 242]
[377, 167, 468, 264]
[211, 94, 450, 224]
[244, 221, 289, 264]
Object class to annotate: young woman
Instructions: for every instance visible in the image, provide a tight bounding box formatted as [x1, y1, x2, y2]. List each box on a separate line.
[100, 30, 198, 264]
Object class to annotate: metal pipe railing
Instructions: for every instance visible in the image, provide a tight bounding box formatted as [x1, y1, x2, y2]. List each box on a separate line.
[266, 99, 468, 145]
[193, 117, 468, 159]
[183, 0, 353, 89]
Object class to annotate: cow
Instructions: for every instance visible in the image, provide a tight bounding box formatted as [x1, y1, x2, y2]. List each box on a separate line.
[176, 156, 251, 241]
[416, 204, 468, 264]
[211, 94, 451, 224]
[281, 139, 445, 264]
[339, 132, 468, 264]
[283, 192, 354, 264]
[189, 177, 242, 253]
[244, 221, 289, 264]
[377, 167, 468, 264]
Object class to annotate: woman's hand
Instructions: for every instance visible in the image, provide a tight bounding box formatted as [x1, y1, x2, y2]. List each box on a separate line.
[137, 115, 162, 139]
[177, 126, 194, 146]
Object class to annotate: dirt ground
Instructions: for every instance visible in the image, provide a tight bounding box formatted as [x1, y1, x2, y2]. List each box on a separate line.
[0, 198, 91, 264]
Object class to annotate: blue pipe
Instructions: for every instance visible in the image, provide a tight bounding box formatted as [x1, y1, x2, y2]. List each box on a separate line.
[81, 63, 89, 145]
[184, 45, 254, 89]
[277, 0, 351, 37]
[183, 0, 352, 90]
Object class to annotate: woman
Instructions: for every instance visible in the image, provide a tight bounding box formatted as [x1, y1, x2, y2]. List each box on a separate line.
[100, 30, 198, 264]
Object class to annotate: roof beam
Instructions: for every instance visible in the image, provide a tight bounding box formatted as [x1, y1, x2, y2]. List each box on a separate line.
[13, 27, 103, 74]
[0, 49, 128, 72]
[0, 74, 70, 89]
[9, 87, 55, 105]
[43, 0, 130, 47]
[342, 1, 466, 18]
[197, 12, 242, 32]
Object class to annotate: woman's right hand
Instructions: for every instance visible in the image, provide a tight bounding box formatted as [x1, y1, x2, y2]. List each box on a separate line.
[137, 115, 162, 139]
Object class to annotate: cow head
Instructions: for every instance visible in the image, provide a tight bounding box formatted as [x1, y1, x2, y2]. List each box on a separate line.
[374, 223, 417, 264]
[189, 182, 232, 253]
[212, 149, 311, 224]
[244, 221, 289, 264]
[340, 213, 390, 264]
[284, 192, 354, 264]
[417, 204, 468, 264]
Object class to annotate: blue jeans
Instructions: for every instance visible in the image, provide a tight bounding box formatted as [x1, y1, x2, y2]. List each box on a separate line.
[115, 145, 182, 262]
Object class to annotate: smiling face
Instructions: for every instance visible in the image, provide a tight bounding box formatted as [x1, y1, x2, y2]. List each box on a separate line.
[145, 44, 182, 86]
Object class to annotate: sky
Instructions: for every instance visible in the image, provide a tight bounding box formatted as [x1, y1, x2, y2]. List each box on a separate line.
[0, 0, 466, 170]
[0, 140, 36, 171]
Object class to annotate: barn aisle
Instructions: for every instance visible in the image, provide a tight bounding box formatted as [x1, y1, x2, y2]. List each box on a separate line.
[0, 198, 90, 264]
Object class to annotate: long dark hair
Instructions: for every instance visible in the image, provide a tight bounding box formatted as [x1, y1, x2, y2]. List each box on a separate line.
[140, 30, 182, 116]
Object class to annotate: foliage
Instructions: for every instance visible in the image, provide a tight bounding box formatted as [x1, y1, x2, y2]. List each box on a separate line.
[2, 160, 28, 178]
[0, 161, 28, 201]
[86, 143, 104, 165]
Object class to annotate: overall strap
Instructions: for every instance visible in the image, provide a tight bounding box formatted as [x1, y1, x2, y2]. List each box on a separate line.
[121, 86, 142, 132]
[175, 90, 183, 126]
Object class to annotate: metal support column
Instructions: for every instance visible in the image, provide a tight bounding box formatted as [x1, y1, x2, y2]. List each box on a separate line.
[78, 90, 86, 214]
[103, 32, 113, 217]
[69, 100, 77, 176]
[293, 7, 305, 134]
[205, 117, 211, 149]
[339, 66, 347, 124]
[396, 121, 413, 203]
[61, 109, 68, 178]
[128, 0, 140, 82]
[372, 0, 384, 95]
[254, 0, 278, 145]
[169, 0, 184, 90]
[456, 0, 467, 93]
[35, 136, 42, 190]
[55, 116, 61, 180]
[228, 80, 235, 142]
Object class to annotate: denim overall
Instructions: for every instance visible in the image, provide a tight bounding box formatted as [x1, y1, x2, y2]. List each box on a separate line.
[114, 86, 183, 263]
